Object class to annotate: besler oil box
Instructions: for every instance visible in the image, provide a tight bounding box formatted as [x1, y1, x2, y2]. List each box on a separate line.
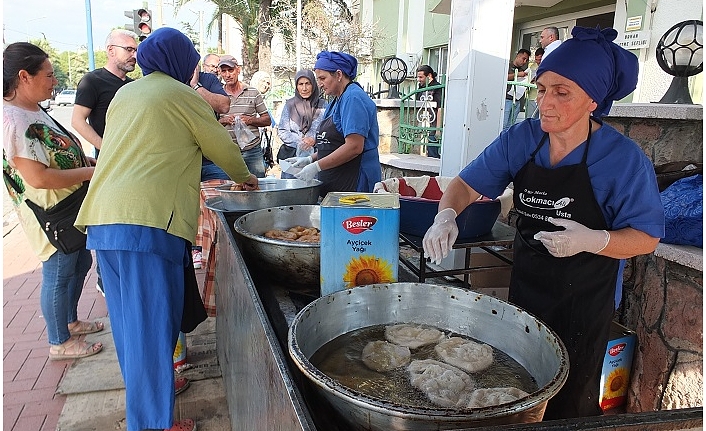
[320, 192, 400, 296]
[599, 321, 637, 411]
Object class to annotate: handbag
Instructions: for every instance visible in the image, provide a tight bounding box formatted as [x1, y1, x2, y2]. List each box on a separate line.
[654, 161, 702, 192]
[24, 183, 89, 254]
[276, 143, 297, 162]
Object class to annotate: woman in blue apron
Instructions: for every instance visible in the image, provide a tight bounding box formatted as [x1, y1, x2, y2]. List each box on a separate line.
[422, 27, 664, 419]
[285, 51, 381, 197]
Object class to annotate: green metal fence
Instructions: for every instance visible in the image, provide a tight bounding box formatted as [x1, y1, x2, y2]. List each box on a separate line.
[396, 77, 536, 154]
[398, 83, 445, 154]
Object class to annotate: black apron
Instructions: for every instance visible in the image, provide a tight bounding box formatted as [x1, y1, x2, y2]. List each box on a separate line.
[315, 83, 362, 198]
[509, 122, 619, 419]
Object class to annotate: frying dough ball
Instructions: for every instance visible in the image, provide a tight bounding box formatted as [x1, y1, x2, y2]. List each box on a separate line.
[361, 341, 411, 372]
[435, 337, 494, 373]
[296, 234, 320, 243]
[385, 324, 445, 349]
[407, 359, 475, 408]
[264, 230, 298, 240]
[466, 387, 529, 408]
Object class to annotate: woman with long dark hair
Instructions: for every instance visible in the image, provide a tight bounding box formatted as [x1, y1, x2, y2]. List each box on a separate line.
[3, 42, 104, 360]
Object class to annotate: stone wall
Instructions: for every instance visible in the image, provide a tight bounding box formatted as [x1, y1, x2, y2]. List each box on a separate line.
[604, 104, 703, 164]
[620, 250, 703, 412]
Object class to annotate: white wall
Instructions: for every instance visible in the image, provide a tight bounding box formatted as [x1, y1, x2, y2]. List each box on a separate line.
[615, 0, 703, 103]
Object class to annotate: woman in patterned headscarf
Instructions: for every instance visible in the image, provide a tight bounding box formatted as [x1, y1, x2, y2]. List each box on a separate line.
[285, 51, 382, 197]
[423, 26, 664, 419]
[277, 69, 326, 178]
[76, 27, 257, 431]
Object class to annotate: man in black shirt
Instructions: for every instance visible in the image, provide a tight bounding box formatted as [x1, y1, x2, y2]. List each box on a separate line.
[72, 29, 137, 158]
[71, 29, 137, 296]
[416, 65, 443, 158]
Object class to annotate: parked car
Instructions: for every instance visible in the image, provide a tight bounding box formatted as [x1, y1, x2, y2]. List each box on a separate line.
[54, 89, 76, 106]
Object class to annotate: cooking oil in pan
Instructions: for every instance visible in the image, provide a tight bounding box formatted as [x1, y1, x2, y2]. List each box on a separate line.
[310, 325, 538, 409]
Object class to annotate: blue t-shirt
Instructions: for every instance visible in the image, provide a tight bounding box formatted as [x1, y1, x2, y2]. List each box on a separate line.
[199, 72, 227, 96]
[460, 119, 665, 238]
[322, 83, 381, 192]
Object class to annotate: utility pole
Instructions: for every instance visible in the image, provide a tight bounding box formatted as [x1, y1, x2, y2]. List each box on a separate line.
[85, 0, 95, 71]
[156, 0, 164, 27]
[296, 0, 301, 71]
[199, 10, 205, 58]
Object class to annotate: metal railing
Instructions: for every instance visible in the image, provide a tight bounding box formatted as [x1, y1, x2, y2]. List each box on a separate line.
[398, 83, 445, 154]
[507, 69, 538, 123]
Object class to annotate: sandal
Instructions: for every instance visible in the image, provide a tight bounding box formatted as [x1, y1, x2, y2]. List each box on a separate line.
[49, 338, 103, 360]
[175, 377, 191, 396]
[68, 320, 104, 336]
[166, 418, 196, 431]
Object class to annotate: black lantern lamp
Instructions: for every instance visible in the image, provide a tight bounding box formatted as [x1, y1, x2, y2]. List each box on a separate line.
[655, 20, 703, 104]
[380, 57, 408, 99]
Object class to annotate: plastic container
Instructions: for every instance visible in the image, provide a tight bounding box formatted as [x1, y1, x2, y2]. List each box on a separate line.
[379, 177, 501, 240]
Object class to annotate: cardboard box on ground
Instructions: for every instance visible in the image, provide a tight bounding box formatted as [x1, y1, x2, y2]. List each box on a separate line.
[454, 247, 513, 301]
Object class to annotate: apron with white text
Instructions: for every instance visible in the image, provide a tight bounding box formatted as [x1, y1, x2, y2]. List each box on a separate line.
[509, 123, 619, 419]
[315, 83, 361, 197]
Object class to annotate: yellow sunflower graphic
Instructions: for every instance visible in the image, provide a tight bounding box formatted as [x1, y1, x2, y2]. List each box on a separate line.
[602, 367, 630, 399]
[342, 255, 395, 287]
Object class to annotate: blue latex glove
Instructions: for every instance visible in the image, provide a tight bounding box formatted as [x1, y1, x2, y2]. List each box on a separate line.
[294, 161, 321, 182]
[284, 156, 313, 168]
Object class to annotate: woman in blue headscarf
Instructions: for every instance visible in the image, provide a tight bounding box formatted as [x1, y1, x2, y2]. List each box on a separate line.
[423, 27, 664, 419]
[76, 27, 257, 431]
[285, 50, 381, 197]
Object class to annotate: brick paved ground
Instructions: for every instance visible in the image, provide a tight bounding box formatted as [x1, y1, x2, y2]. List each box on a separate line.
[3, 211, 108, 431]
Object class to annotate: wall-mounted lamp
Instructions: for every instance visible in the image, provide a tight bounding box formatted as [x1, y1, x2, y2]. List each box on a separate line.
[655, 20, 703, 104]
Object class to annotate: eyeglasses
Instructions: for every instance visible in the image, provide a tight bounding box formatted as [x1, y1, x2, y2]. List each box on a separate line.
[110, 45, 137, 54]
[204, 63, 219, 69]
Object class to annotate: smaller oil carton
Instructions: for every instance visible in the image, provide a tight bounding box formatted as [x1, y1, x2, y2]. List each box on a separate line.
[599, 321, 637, 411]
[320, 192, 400, 296]
[173, 331, 187, 370]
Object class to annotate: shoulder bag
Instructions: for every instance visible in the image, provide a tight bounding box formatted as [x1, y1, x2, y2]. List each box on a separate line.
[3, 106, 90, 254]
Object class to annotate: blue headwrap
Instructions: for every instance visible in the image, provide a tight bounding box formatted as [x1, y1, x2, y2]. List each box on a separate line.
[136, 27, 200, 84]
[536, 26, 639, 117]
[314, 51, 358, 79]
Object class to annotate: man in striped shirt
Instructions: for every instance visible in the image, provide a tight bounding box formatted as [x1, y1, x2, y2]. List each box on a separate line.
[217, 55, 271, 177]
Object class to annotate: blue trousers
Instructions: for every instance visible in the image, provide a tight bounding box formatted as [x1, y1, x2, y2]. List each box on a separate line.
[96, 248, 184, 431]
[241, 145, 266, 178]
[503, 99, 522, 131]
[41, 248, 93, 345]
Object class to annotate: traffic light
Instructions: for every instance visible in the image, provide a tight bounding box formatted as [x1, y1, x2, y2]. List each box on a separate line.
[135, 9, 152, 41]
[124, 10, 136, 32]
[124, 9, 152, 41]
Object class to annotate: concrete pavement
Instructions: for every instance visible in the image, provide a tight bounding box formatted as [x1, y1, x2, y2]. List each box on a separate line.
[3, 187, 108, 431]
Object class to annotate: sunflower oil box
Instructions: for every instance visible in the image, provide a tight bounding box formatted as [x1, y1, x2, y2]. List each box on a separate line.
[599, 321, 637, 411]
[320, 192, 399, 296]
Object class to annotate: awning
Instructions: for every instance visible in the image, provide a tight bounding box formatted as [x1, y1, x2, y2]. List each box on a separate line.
[431, 0, 563, 14]
[430, 0, 451, 15]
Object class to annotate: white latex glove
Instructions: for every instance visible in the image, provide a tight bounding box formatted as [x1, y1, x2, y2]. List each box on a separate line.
[422, 208, 459, 265]
[533, 217, 610, 258]
[294, 161, 321, 182]
[284, 156, 313, 168]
